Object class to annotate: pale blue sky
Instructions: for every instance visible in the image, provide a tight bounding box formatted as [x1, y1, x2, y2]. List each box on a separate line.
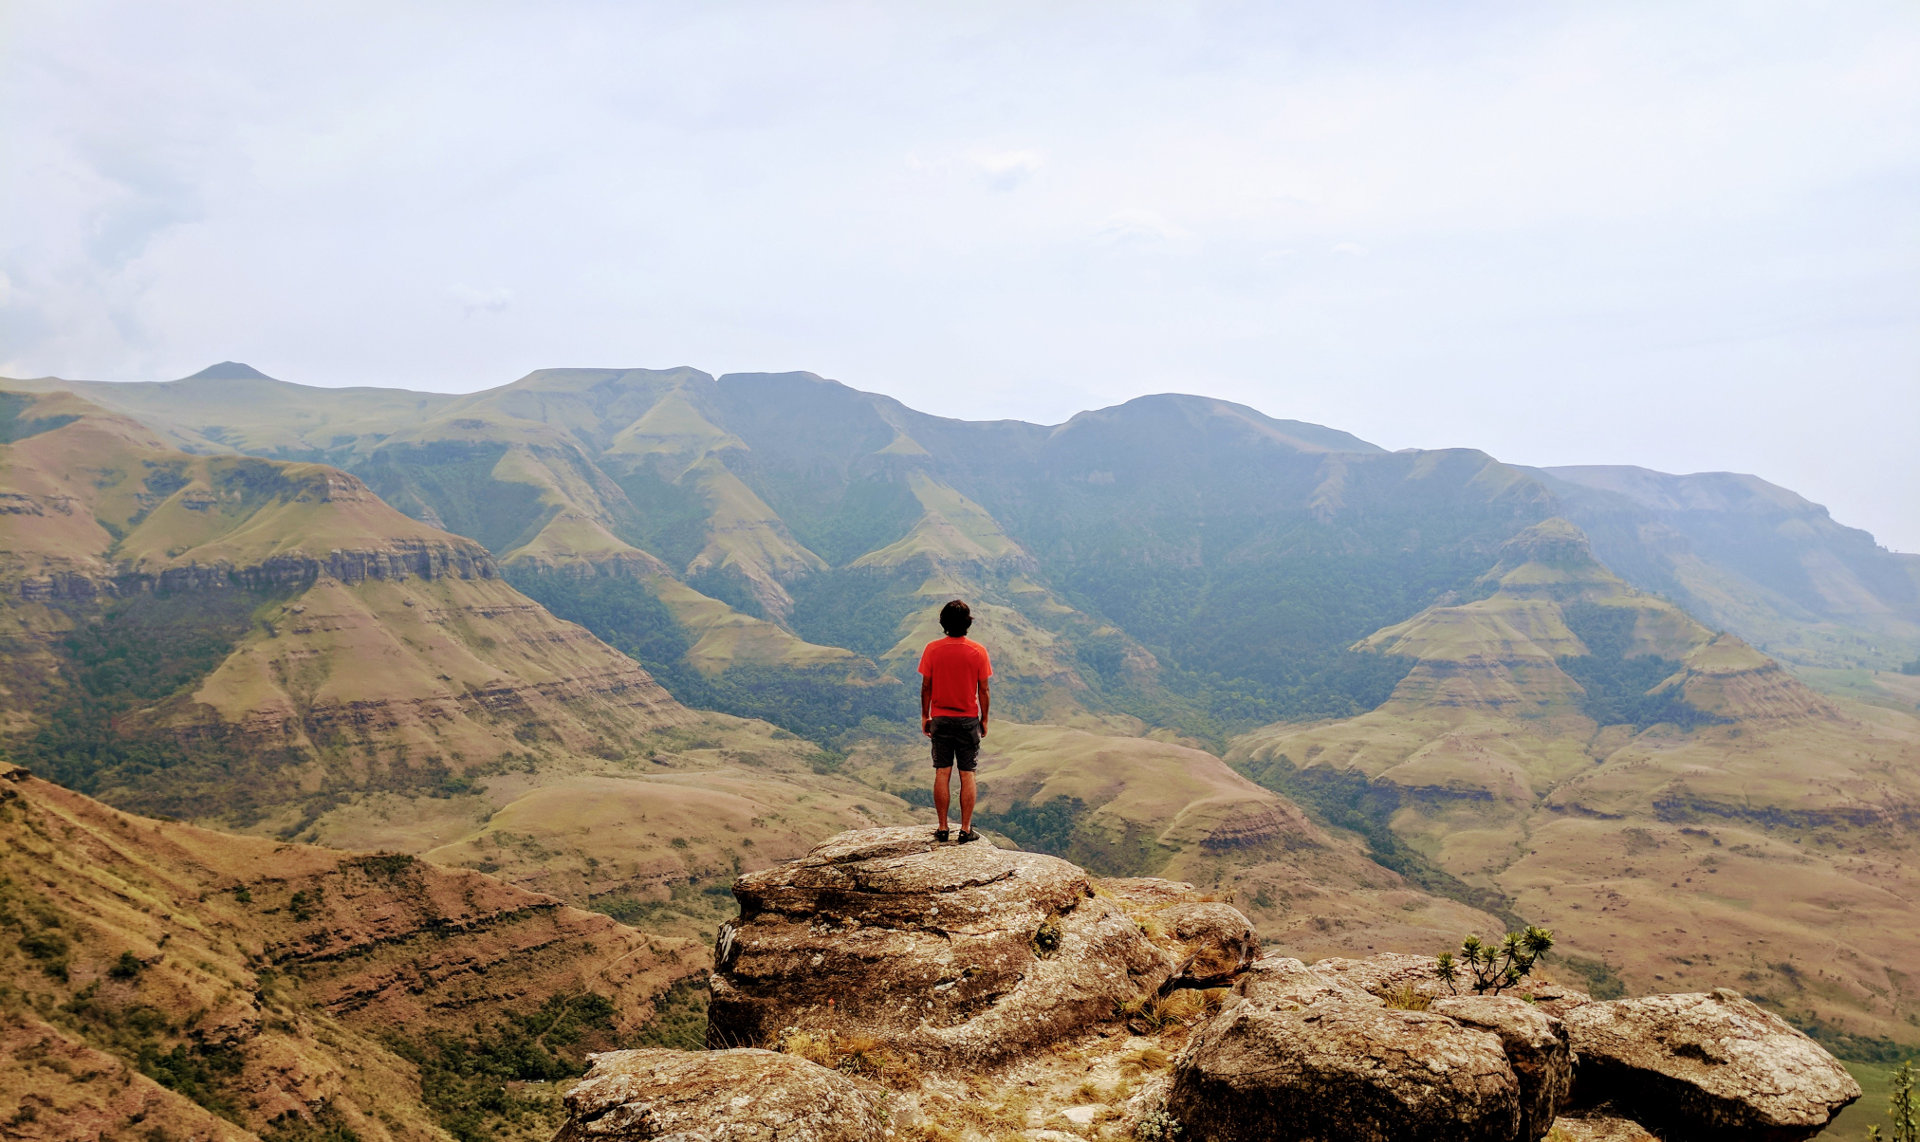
[4, 1, 1916, 548]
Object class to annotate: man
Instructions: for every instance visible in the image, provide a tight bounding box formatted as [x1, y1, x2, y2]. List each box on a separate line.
[918, 598, 991, 843]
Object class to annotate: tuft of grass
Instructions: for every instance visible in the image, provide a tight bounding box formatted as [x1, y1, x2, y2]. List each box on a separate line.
[1382, 983, 1431, 1011]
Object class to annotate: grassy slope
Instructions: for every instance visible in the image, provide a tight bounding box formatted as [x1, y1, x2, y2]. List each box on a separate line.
[0, 761, 702, 1142]
[1230, 519, 1920, 1050]
[0, 389, 696, 822]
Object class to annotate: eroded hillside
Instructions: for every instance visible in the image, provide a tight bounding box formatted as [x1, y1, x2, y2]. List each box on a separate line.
[1231, 520, 1920, 1049]
[0, 761, 703, 1141]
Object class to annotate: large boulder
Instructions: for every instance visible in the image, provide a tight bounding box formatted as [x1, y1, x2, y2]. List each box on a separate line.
[1157, 902, 1260, 987]
[1430, 996, 1571, 1142]
[553, 1048, 886, 1141]
[1096, 876, 1262, 988]
[1168, 957, 1526, 1142]
[1561, 989, 1861, 1141]
[707, 827, 1173, 1063]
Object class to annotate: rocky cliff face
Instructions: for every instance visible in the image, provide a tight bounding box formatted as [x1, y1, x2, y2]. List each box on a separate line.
[557, 828, 1861, 1142]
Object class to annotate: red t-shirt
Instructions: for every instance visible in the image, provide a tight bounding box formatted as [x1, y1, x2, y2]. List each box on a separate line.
[918, 636, 992, 718]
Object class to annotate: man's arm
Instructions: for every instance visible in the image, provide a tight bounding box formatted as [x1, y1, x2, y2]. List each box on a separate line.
[978, 678, 990, 737]
[921, 676, 934, 736]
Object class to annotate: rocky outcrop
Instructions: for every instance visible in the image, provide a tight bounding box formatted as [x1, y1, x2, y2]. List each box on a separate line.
[1168, 957, 1528, 1142]
[19, 541, 498, 601]
[1095, 877, 1262, 988]
[1431, 996, 1571, 1142]
[1561, 989, 1862, 1141]
[1158, 901, 1260, 987]
[706, 827, 1174, 1062]
[1313, 951, 1452, 1000]
[554, 1049, 887, 1142]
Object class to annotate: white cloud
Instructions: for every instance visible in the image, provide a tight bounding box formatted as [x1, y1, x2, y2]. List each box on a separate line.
[1096, 208, 1189, 245]
[970, 148, 1044, 191]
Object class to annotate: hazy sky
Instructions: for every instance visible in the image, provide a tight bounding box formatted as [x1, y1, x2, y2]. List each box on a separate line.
[5, 1, 1917, 549]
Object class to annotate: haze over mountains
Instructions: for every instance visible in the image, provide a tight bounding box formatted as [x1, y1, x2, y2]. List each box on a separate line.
[2, 362, 1917, 1136]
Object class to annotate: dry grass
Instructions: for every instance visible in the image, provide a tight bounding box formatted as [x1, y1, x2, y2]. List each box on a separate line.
[773, 1026, 923, 1089]
[1120, 1045, 1171, 1076]
[1381, 983, 1432, 1011]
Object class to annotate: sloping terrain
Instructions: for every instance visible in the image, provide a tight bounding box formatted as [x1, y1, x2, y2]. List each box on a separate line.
[1230, 519, 1920, 1049]
[0, 760, 703, 1141]
[0, 386, 692, 822]
[1535, 464, 1920, 670]
[840, 722, 1504, 962]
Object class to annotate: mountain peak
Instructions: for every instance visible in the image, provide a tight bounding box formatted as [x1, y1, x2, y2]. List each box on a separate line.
[179, 361, 276, 382]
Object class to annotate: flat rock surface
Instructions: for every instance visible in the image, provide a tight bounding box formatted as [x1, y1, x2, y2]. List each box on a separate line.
[554, 1048, 886, 1141]
[708, 827, 1172, 1062]
[1562, 990, 1860, 1141]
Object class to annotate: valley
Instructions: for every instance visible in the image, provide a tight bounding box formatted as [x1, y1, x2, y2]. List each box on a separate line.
[2, 363, 1917, 1138]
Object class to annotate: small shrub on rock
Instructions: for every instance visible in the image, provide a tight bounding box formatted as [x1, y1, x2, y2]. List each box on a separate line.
[1437, 926, 1554, 995]
[1135, 1105, 1184, 1140]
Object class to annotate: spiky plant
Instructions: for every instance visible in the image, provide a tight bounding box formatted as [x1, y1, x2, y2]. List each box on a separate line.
[1436, 926, 1555, 995]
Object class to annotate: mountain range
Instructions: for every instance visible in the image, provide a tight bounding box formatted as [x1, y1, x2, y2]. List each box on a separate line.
[2, 361, 1917, 1136]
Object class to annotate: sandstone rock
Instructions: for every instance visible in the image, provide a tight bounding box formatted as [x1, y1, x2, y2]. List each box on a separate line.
[1525, 982, 1593, 1020]
[1098, 876, 1205, 908]
[1313, 951, 1452, 1000]
[1157, 902, 1260, 987]
[1561, 989, 1861, 1141]
[1233, 955, 1381, 1008]
[1431, 995, 1571, 1142]
[1170, 965, 1524, 1142]
[553, 1048, 885, 1141]
[1544, 1111, 1660, 1141]
[707, 827, 1173, 1063]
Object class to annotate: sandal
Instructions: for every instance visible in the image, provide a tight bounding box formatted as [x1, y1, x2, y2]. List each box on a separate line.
[933, 828, 950, 842]
[956, 829, 980, 844]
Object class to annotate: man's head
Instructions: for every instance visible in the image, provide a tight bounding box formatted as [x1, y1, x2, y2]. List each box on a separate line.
[939, 599, 972, 637]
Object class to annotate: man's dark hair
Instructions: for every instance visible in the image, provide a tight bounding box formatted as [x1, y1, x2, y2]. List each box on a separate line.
[939, 599, 972, 637]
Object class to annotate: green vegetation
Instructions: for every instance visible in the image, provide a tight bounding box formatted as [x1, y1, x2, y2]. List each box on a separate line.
[1900, 658, 1920, 677]
[1436, 927, 1554, 996]
[1557, 954, 1627, 1000]
[1865, 1060, 1916, 1142]
[360, 441, 549, 554]
[0, 390, 80, 442]
[625, 975, 711, 1051]
[1233, 753, 1525, 926]
[12, 588, 297, 817]
[388, 992, 620, 1142]
[510, 569, 907, 742]
[985, 795, 1087, 857]
[139, 1041, 245, 1120]
[1557, 603, 1722, 729]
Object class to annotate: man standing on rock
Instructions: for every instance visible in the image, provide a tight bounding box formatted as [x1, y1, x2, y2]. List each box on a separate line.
[919, 599, 991, 844]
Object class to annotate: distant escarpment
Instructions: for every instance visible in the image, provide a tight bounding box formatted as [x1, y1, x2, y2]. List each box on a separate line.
[0, 388, 692, 819]
[557, 828, 1860, 1142]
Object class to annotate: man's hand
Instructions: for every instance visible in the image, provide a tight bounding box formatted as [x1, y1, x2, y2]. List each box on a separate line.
[922, 717, 933, 737]
[979, 717, 988, 739]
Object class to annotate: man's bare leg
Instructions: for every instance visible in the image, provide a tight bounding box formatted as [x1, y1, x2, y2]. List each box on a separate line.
[959, 771, 976, 834]
[933, 766, 953, 832]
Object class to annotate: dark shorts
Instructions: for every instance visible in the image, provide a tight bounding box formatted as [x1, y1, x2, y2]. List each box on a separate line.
[929, 716, 982, 772]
